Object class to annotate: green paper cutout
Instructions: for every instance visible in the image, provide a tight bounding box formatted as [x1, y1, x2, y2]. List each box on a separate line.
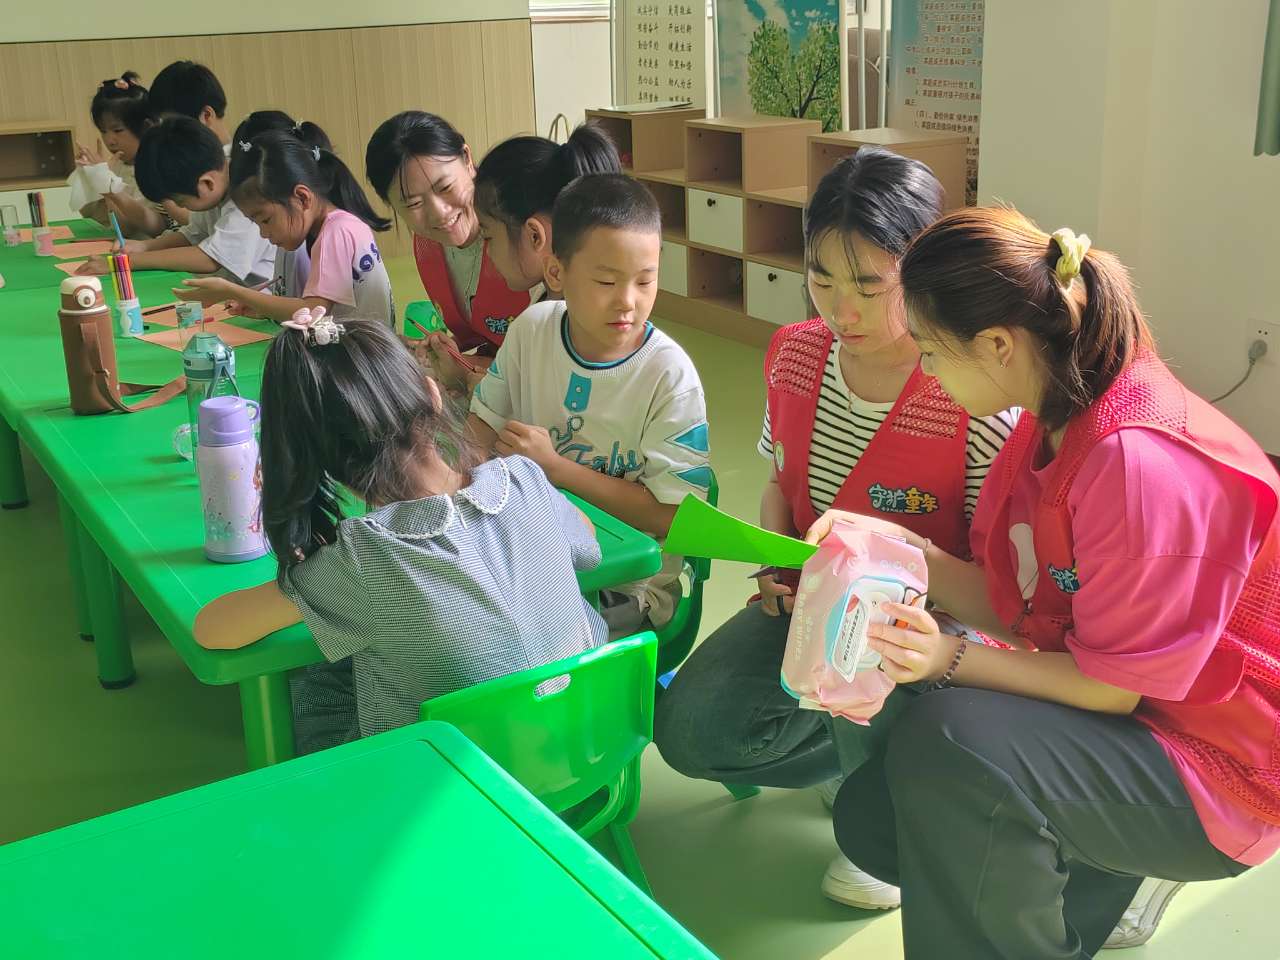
[663, 495, 818, 567]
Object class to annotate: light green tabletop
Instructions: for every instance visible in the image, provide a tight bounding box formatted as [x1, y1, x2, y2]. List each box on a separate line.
[0, 721, 718, 959]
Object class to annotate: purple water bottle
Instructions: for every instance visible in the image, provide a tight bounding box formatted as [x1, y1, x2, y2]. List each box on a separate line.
[196, 395, 266, 563]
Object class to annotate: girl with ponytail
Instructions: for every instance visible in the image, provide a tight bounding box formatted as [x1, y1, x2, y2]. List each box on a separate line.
[474, 122, 622, 295]
[175, 122, 395, 326]
[195, 316, 607, 753]
[807, 207, 1280, 957]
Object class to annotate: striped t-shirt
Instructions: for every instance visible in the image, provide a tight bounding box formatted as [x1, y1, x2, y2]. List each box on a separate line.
[759, 341, 1020, 519]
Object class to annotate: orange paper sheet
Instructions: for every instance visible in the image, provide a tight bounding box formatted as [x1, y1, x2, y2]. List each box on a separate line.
[53, 239, 114, 259]
[54, 261, 86, 275]
[18, 226, 74, 241]
[138, 301, 237, 329]
[138, 320, 274, 353]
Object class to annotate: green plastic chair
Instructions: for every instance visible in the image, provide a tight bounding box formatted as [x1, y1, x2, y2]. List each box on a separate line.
[421, 632, 658, 894]
[652, 470, 718, 678]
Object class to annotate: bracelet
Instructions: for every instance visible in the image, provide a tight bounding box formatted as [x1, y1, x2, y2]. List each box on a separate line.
[930, 637, 967, 690]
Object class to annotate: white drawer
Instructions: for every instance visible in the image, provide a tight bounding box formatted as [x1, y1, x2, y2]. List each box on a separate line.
[659, 240, 688, 296]
[746, 262, 807, 326]
[687, 189, 744, 252]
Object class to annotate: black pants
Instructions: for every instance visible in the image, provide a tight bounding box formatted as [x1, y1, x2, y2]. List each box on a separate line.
[834, 688, 1250, 959]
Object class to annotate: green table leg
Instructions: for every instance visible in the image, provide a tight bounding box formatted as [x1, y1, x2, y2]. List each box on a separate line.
[0, 418, 28, 510]
[58, 497, 94, 642]
[77, 526, 135, 689]
[239, 673, 296, 769]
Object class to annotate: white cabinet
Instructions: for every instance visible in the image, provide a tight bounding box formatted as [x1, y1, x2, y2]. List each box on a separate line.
[746, 262, 807, 326]
[659, 240, 688, 297]
[687, 189, 744, 252]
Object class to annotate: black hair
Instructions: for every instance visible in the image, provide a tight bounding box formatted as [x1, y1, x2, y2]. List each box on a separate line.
[232, 111, 332, 151]
[803, 146, 944, 277]
[259, 320, 478, 579]
[550, 174, 661, 264]
[90, 72, 150, 136]
[147, 60, 227, 120]
[134, 116, 225, 201]
[230, 130, 391, 232]
[365, 111, 467, 203]
[474, 123, 621, 234]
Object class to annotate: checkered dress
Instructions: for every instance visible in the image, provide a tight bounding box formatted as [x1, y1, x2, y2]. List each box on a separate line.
[282, 456, 608, 753]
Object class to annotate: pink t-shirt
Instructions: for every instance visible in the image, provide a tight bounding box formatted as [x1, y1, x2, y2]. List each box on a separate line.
[975, 427, 1278, 865]
[303, 209, 394, 326]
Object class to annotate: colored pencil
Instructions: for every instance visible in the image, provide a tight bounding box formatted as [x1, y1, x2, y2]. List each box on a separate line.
[109, 211, 126, 249]
[403, 314, 479, 372]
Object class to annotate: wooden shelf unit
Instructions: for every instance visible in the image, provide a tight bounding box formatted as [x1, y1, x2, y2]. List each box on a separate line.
[807, 128, 969, 209]
[621, 115, 966, 348]
[585, 106, 706, 174]
[0, 121, 76, 193]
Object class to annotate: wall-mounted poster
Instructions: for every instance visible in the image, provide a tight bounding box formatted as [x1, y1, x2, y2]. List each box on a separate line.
[614, 1, 708, 109]
[716, 0, 847, 131]
[889, 0, 984, 203]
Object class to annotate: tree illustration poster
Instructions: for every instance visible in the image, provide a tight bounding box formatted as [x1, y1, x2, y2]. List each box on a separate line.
[716, 0, 846, 132]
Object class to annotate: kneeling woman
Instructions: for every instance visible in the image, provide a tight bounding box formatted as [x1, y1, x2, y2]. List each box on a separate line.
[816, 208, 1279, 958]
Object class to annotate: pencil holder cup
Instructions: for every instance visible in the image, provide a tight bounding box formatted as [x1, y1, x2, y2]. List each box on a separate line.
[34, 228, 54, 257]
[115, 297, 143, 338]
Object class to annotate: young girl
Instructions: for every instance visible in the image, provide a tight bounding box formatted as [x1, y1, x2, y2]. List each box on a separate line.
[473, 122, 621, 299]
[365, 111, 531, 384]
[194, 313, 609, 752]
[812, 209, 1280, 956]
[70, 73, 179, 238]
[655, 147, 1018, 910]
[175, 126, 394, 326]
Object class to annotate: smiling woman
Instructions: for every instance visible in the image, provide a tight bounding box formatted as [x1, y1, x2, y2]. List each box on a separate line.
[365, 111, 532, 385]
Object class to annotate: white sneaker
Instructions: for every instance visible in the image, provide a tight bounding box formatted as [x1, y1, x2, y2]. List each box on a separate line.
[1103, 878, 1186, 949]
[816, 776, 843, 810]
[821, 854, 902, 909]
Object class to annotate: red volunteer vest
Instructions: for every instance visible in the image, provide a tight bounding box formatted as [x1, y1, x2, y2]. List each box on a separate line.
[978, 350, 1280, 825]
[413, 235, 531, 357]
[765, 319, 971, 557]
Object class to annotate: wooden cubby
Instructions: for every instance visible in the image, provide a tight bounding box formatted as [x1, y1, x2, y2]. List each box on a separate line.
[647, 180, 688, 243]
[585, 105, 705, 175]
[687, 248, 744, 314]
[0, 121, 76, 192]
[617, 113, 965, 348]
[808, 128, 968, 208]
[744, 199, 805, 273]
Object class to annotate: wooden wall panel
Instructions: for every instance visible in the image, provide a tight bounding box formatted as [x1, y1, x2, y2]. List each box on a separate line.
[481, 20, 538, 143]
[0, 43, 71, 127]
[0, 19, 536, 260]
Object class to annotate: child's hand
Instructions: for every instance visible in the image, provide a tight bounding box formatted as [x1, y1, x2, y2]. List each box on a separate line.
[425, 333, 470, 390]
[75, 139, 111, 166]
[496, 421, 558, 473]
[224, 299, 249, 318]
[173, 276, 239, 307]
[76, 255, 110, 276]
[757, 573, 794, 617]
[868, 602, 951, 684]
[118, 239, 146, 255]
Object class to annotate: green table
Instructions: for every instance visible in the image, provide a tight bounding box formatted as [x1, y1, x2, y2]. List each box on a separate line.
[0, 237, 662, 767]
[0, 721, 717, 959]
[0, 220, 110, 293]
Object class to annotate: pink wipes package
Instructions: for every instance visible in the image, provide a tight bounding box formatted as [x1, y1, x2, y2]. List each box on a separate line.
[781, 522, 928, 724]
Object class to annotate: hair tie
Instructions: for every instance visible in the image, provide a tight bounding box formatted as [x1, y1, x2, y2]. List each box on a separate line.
[282, 306, 344, 346]
[312, 146, 321, 162]
[238, 140, 252, 153]
[1051, 228, 1091, 286]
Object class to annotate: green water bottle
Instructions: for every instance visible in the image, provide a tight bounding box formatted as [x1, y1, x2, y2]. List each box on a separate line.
[182, 331, 240, 455]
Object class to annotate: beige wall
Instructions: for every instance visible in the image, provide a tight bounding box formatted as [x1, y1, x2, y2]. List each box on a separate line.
[3, 0, 527, 42]
[979, 0, 1280, 453]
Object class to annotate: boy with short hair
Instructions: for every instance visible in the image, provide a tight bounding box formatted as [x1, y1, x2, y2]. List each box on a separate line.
[469, 173, 711, 631]
[147, 60, 231, 146]
[76, 116, 275, 284]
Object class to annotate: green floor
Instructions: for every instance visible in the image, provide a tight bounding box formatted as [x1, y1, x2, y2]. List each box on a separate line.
[2, 258, 1275, 958]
